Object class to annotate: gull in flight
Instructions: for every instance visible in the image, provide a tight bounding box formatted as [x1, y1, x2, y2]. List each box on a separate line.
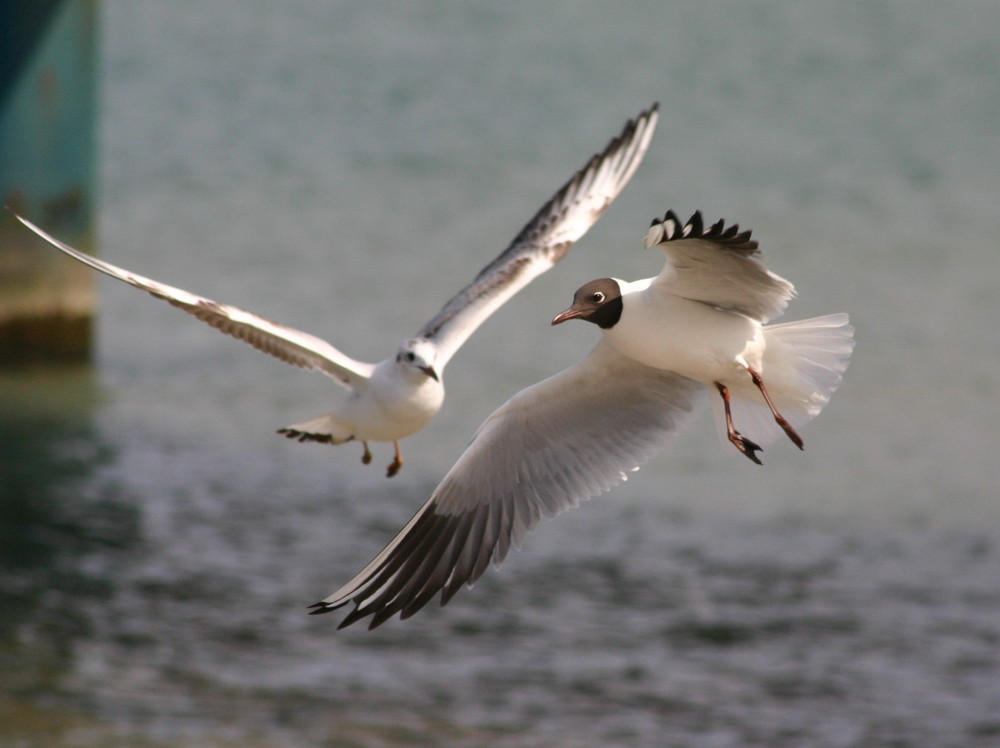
[11, 104, 658, 477]
[311, 210, 854, 628]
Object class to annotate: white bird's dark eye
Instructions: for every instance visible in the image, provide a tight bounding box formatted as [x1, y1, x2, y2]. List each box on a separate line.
[406, 352, 416, 362]
[592, 292, 605, 303]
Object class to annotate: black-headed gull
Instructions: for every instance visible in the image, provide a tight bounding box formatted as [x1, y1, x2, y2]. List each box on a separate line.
[311, 210, 854, 628]
[552, 210, 855, 464]
[10, 104, 658, 477]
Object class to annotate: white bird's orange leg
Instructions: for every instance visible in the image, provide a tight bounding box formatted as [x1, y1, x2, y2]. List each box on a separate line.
[360, 441, 372, 465]
[715, 381, 763, 465]
[386, 441, 403, 478]
[746, 367, 804, 450]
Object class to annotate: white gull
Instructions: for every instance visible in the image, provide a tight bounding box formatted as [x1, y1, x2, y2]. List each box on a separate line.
[11, 104, 658, 477]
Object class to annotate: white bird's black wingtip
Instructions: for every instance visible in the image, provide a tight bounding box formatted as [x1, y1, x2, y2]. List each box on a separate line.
[644, 209, 759, 253]
[503, 101, 661, 255]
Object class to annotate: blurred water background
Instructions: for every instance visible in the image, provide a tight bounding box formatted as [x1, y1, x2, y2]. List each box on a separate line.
[2, 1, 999, 746]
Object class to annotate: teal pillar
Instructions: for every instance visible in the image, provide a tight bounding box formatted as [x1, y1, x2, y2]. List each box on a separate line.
[0, 0, 99, 363]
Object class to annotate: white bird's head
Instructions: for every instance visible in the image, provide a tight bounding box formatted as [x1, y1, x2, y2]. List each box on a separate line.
[395, 338, 440, 381]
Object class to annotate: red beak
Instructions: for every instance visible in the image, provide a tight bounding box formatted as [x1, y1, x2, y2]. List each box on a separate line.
[551, 307, 584, 326]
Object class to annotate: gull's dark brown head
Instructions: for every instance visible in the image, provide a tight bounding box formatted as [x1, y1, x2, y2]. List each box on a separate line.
[551, 278, 624, 329]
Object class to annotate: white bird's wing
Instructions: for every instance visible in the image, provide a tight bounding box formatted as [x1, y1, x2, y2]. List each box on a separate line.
[311, 339, 702, 629]
[12, 213, 375, 388]
[645, 210, 796, 323]
[418, 104, 660, 369]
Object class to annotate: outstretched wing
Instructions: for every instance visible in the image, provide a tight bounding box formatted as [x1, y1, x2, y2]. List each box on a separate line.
[12, 212, 374, 388]
[418, 104, 660, 369]
[645, 210, 795, 323]
[311, 340, 702, 629]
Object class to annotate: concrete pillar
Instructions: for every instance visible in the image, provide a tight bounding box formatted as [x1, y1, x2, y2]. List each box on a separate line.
[0, 0, 99, 364]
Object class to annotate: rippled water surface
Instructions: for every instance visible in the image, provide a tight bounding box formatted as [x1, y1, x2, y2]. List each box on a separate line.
[2, 1, 999, 746]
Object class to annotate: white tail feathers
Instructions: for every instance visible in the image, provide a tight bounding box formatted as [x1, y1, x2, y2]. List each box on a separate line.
[713, 313, 855, 449]
[277, 414, 355, 445]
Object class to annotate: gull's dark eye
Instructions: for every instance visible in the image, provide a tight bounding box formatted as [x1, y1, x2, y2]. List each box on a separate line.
[592, 292, 605, 304]
[405, 352, 416, 362]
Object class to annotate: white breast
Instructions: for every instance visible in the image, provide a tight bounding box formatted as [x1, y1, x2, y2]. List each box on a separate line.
[340, 365, 445, 442]
[605, 285, 764, 385]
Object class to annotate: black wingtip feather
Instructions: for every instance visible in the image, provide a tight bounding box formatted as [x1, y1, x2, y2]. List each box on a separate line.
[648, 209, 759, 253]
[686, 210, 703, 237]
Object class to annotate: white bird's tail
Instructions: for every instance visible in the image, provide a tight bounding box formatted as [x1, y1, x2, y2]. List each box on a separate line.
[277, 414, 355, 445]
[713, 313, 855, 450]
